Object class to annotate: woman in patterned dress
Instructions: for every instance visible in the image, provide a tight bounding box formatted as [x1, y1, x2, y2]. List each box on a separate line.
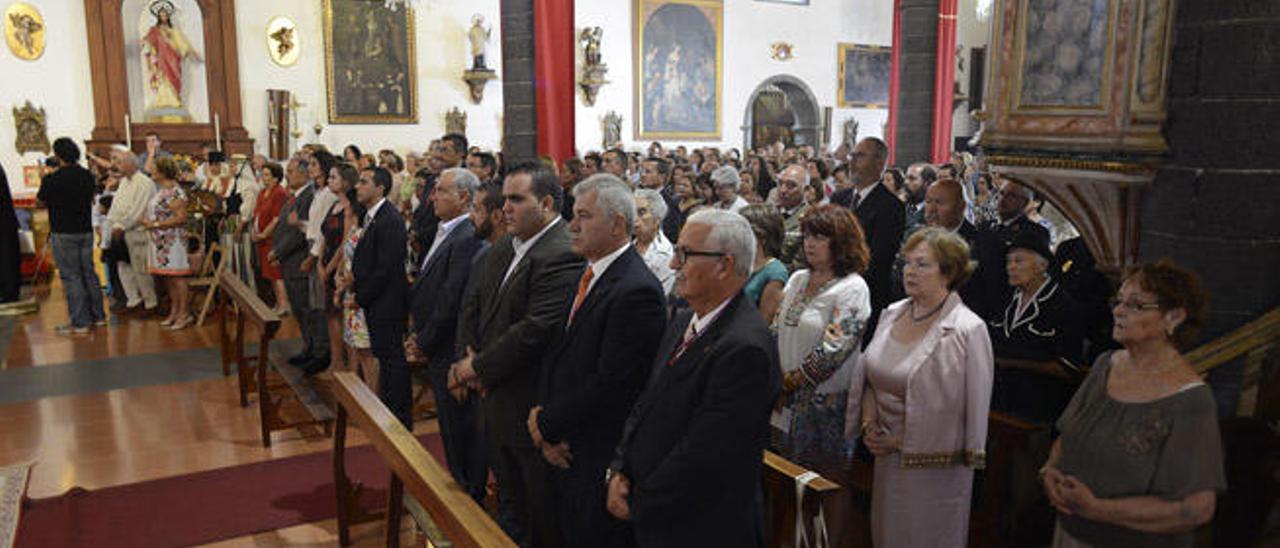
[141, 157, 193, 330]
[332, 186, 375, 387]
[771, 204, 871, 548]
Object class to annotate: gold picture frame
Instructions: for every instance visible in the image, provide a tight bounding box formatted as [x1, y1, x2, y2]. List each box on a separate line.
[633, 0, 723, 140]
[322, 0, 418, 124]
[4, 2, 45, 61]
[837, 43, 891, 108]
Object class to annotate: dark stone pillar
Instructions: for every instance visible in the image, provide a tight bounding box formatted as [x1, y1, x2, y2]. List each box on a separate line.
[892, 0, 939, 166]
[1140, 1, 1280, 414]
[500, 0, 537, 164]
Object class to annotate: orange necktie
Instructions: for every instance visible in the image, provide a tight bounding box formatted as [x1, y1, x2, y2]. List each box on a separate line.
[567, 267, 594, 326]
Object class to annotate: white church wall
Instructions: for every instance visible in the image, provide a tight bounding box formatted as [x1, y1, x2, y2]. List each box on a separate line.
[574, 0, 894, 155]
[235, 0, 504, 159]
[0, 0, 96, 196]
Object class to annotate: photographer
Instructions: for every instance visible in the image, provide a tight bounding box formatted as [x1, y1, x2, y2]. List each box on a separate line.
[38, 138, 106, 334]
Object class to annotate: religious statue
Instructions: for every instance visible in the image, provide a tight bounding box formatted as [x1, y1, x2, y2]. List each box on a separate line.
[6, 12, 41, 58]
[578, 27, 609, 106]
[602, 111, 622, 150]
[580, 27, 602, 67]
[270, 25, 294, 58]
[468, 14, 491, 70]
[141, 1, 204, 123]
[446, 107, 467, 137]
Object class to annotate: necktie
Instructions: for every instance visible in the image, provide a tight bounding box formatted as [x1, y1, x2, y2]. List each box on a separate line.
[666, 320, 699, 366]
[850, 191, 861, 211]
[567, 267, 594, 326]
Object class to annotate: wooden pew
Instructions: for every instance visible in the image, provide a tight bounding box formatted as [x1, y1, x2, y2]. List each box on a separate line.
[217, 268, 333, 447]
[331, 371, 514, 548]
[761, 451, 842, 548]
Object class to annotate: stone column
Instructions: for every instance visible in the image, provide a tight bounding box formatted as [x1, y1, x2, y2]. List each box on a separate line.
[500, 0, 537, 164]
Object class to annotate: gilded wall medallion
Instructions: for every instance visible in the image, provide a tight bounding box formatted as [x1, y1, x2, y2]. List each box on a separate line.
[4, 2, 44, 61]
[266, 16, 299, 67]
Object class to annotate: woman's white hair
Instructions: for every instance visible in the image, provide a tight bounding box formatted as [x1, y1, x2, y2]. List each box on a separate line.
[574, 173, 637, 236]
[633, 188, 667, 222]
[710, 165, 741, 191]
[685, 209, 756, 279]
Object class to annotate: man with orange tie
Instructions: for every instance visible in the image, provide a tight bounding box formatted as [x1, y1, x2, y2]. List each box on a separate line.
[606, 209, 781, 547]
[528, 174, 667, 547]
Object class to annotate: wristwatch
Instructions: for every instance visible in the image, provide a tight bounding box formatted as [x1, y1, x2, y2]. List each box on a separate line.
[604, 467, 618, 486]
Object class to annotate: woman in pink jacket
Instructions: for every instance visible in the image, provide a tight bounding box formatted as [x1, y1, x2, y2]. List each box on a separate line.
[847, 227, 994, 547]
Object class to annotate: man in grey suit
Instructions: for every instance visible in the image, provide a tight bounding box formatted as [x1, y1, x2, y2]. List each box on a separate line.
[451, 161, 585, 548]
[270, 156, 329, 371]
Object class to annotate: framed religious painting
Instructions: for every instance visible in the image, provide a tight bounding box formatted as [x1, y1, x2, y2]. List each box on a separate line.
[322, 0, 417, 124]
[633, 0, 723, 140]
[837, 43, 891, 108]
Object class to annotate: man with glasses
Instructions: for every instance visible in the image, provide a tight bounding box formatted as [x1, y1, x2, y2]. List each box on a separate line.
[606, 209, 781, 547]
[774, 164, 810, 271]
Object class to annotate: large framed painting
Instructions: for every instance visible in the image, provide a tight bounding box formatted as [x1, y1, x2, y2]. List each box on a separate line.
[322, 0, 417, 124]
[633, 0, 722, 140]
[1014, 0, 1115, 111]
[837, 43, 891, 108]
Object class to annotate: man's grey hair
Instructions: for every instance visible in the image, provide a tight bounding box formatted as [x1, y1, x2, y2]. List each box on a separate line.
[710, 165, 741, 190]
[574, 173, 637, 236]
[633, 188, 667, 222]
[111, 146, 137, 167]
[441, 167, 481, 203]
[685, 209, 756, 279]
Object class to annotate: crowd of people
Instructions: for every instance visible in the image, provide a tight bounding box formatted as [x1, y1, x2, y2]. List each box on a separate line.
[33, 130, 1226, 548]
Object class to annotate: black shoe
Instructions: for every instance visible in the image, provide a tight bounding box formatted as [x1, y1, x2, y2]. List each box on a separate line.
[302, 359, 330, 377]
[288, 353, 312, 366]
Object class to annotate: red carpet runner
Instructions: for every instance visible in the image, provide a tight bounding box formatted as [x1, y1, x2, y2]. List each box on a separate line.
[15, 434, 445, 548]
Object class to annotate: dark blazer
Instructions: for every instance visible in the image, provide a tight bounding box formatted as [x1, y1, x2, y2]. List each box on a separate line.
[537, 247, 667, 467]
[833, 182, 905, 315]
[973, 215, 1051, 321]
[270, 183, 315, 278]
[610, 293, 781, 548]
[411, 173, 439, 253]
[456, 219, 585, 447]
[410, 217, 484, 360]
[353, 200, 409, 323]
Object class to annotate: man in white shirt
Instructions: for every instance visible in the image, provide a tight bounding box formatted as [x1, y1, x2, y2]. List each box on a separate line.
[106, 147, 158, 313]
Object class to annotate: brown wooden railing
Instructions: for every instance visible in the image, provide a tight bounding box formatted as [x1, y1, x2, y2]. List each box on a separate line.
[762, 451, 842, 548]
[1189, 307, 1280, 374]
[331, 371, 515, 548]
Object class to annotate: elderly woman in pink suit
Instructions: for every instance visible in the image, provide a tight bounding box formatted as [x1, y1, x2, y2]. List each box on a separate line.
[846, 227, 994, 547]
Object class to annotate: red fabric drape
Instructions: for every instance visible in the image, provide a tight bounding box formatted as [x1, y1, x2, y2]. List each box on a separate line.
[535, 0, 576, 162]
[931, 0, 958, 163]
[144, 27, 184, 94]
[886, 0, 903, 162]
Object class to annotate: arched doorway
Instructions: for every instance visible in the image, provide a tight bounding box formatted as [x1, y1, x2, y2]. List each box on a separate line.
[742, 75, 821, 151]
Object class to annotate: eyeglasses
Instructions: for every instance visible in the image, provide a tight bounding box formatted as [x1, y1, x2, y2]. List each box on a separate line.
[1109, 297, 1162, 312]
[674, 246, 726, 265]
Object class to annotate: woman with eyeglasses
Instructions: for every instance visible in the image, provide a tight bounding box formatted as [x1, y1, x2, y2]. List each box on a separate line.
[1041, 259, 1223, 548]
[770, 204, 870, 546]
[847, 227, 992, 547]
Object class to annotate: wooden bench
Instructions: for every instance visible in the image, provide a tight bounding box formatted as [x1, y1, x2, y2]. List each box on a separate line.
[331, 371, 514, 548]
[762, 451, 842, 548]
[217, 269, 333, 447]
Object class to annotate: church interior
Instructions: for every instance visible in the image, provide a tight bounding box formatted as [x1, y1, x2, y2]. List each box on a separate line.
[0, 0, 1276, 546]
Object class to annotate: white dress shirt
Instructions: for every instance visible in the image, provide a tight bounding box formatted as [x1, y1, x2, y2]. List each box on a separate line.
[639, 230, 675, 295]
[308, 185, 340, 257]
[501, 216, 561, 287]
[422, 213, 468, 269]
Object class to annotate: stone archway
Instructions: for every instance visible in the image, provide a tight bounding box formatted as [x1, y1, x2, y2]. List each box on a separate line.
[741, 75, 821, 151]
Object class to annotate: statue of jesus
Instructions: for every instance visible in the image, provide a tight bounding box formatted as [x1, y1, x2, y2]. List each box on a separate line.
[141, 1, 203, 122]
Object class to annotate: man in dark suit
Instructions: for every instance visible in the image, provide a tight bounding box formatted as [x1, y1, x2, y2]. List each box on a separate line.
[913, 177, 986, 311]
[406, 167, 487, 500]
[606, 209, 781, 548]
[352, 166, 411, 427]
[269, 157, 328, 371]
[451, 162, 585, 548]
[973, 177, 1051, 321]
[830, 137, 905, 340]
[528, 174, 667, 547]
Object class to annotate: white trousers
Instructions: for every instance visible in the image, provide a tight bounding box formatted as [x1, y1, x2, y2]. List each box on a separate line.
[116, 229, 157, 308]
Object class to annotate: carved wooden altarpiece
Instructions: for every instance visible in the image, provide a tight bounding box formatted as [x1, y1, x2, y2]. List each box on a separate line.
[978, 0, 1176, 272]
[83, 0, 252, 157]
